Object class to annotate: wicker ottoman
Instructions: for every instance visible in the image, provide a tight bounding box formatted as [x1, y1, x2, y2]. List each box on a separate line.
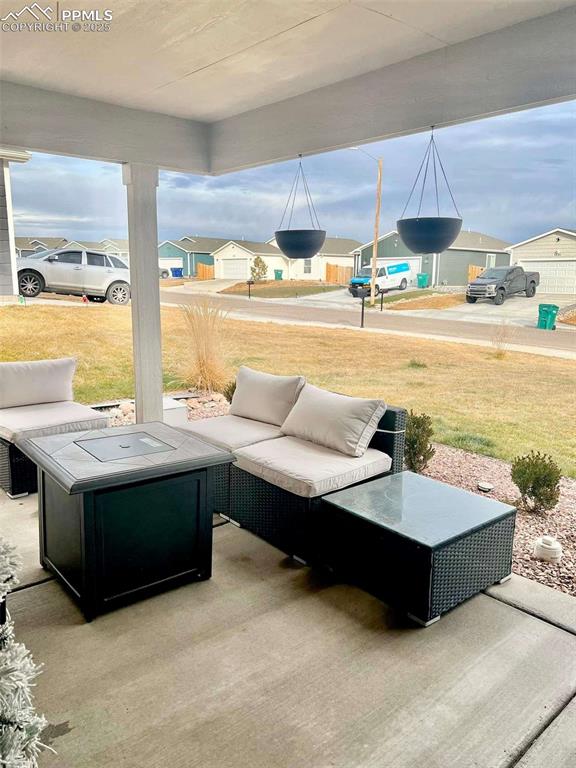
[318, 471, 516, 626]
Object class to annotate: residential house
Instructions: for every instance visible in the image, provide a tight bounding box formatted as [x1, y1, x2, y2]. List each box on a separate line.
[213, 236, 362, 281]
[508, 228, 576, 294]
[355, 230, 510, 287]
[158, 237, 228, 276]
[100, 239, 130, 262]
[15, 236, 68, 257]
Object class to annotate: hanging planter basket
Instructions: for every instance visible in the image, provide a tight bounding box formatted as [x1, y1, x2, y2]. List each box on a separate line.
[397, 129, 462, 254]
[275, 156, 326, 259]
[397, 217, 462, 255]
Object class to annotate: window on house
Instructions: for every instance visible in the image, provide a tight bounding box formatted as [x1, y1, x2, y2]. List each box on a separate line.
[304, 259, 312, 274]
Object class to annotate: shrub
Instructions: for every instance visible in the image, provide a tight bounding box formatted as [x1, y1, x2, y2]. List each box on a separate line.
[407, 359, 427, 369]
[180, 298, 228, 393]
[222, 379, 236, 403]
[511, 451, 561, 513]
[251, 255, 268, 282]
[404, 410, 435, 473]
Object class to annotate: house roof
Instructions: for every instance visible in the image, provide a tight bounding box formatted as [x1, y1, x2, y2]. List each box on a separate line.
[101, 238, 130, 250]
[320, 237, 362, 255]
[181, 236, 231, 253]
[451, 230, 510, 251]
[508, 228, 576, 250]
[15, 236, 68, 249]
[358, 230, 509, 253]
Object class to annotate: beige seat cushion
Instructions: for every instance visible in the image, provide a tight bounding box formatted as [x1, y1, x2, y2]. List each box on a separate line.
[0, 401, 108, 443]
[281, 383, 386, 457]
[234, 436, 392, 498]
[0, 358, 76, 409]
[230, 366, 305, 426]
[181, 415, 282, 451]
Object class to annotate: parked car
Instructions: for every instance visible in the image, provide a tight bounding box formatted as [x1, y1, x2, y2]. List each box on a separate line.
[349, 261, 410, 297]
[466, 266, 539, 305]
[159, 267, 170, 279]
[17, 248, 131, 304]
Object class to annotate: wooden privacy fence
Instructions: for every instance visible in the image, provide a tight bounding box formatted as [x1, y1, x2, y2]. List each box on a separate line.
[468, 264, 484, 282]
[196, 263, 215, 280]
[325, 263, 353, 285]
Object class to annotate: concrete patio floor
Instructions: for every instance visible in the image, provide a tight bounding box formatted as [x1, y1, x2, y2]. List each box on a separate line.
[2, 490, 576, 768]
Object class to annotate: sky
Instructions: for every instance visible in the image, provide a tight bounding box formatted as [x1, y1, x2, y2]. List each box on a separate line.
[10, 99, 576, 248]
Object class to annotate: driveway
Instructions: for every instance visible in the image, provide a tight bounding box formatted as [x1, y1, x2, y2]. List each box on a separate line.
[390, 293, 576, 327]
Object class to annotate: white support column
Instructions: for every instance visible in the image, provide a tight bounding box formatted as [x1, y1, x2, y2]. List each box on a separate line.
[0, 148, 30, 301]
[122, 163, 163, 424]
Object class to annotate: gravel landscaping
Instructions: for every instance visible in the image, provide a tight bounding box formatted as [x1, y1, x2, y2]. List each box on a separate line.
[424, 444, 576, 596]
[103, 398, 575, 597]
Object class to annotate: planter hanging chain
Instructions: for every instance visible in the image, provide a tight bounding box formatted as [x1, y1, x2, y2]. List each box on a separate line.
[278, 154, 322, 231]
[400, 128, 461, 219]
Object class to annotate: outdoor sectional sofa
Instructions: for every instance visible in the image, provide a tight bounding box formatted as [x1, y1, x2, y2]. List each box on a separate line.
[0, 358, 108, 497]
[183, 366, 406, 562]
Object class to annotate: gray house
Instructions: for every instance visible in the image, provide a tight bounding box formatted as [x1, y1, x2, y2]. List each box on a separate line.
[355, 230, 510, 287]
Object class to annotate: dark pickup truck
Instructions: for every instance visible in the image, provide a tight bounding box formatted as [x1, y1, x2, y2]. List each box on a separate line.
[466, 266, 540, 305]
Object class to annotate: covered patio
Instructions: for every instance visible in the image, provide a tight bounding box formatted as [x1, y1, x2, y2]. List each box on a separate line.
[1, 1, 576, 765]
[3, 491, 576, 767]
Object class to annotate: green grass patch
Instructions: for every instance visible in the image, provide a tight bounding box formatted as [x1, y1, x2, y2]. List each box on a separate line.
[407, 359, 428, 369]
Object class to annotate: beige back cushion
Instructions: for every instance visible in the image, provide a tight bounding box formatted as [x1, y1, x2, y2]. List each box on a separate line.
[230, 366, 305, 426]
[281, 383, 386, 457]
[0, 358, 76, 409]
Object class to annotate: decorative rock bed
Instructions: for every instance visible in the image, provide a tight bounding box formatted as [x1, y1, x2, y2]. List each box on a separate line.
[101, 398, 575, 596]
[424, 444, 576, 596]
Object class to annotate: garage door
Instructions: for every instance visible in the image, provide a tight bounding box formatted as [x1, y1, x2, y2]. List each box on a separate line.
[378, 257, 422, 286]
[221, 259, 248, 279]
[518, 260, 576, 295]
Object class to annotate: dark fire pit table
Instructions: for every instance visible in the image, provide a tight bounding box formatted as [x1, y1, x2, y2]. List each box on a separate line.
[319, 471, 516, 626]
[19, 422, 232, 620]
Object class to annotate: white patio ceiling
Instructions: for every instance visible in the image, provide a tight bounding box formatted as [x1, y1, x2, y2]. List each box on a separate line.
[1, 1, 575, 173]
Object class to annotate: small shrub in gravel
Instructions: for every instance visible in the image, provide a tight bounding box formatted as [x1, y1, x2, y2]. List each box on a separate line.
[405, 411, 435, 473]
[511, 450, 561, 513]
[222, 380, 236, 403]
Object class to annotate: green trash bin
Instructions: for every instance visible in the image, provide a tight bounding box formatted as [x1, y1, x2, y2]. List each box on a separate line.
[417, 273, 429, 289]
[537, 303, 559, 330]
[274, 269, 283, 281]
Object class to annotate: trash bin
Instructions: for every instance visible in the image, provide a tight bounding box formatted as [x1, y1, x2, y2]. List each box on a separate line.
[537, 303, 559, 330]
[170, 267, 184, 278]
[417, 273, 429, 289]
[274, 269, 283, 281]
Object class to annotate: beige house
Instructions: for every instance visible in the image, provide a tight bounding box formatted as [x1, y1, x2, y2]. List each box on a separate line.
[15, 236, 68, 257]
[508, 228, 576, 294]
[213, 237, 361, 281]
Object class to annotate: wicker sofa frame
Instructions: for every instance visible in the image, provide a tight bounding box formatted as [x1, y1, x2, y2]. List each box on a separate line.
[220, 405, 407, 561]
[0, 438, 38, 498]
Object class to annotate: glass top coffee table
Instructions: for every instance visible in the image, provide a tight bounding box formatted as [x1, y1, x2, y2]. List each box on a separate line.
[320, 471, 516, 626]
[19, 422, 233, 620]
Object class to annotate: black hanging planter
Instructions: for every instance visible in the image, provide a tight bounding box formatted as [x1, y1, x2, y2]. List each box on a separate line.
[275, 229, 326, 260]
[397, 129, 462, 254]
[397, 217, 462, 255]
[275, 156, 325, 259]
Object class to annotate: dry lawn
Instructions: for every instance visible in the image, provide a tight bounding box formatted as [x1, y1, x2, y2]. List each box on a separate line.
[1, 303, 575, 476]
[220, 280, 342, 298]
[386, 293, 466, 310]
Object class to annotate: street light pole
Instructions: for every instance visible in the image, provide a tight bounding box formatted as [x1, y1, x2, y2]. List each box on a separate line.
[370, 157, 382, 307]
[349, 146, 382, 308]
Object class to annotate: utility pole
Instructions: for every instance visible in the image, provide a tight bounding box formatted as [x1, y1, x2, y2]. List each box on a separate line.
[370, 157, 382, 307]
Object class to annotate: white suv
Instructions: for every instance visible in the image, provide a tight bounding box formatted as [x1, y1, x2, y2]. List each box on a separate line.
[17, 248, 131, 304]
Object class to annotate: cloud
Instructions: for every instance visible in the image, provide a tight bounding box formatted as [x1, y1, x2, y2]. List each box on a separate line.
[10, 100, 576, 246]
